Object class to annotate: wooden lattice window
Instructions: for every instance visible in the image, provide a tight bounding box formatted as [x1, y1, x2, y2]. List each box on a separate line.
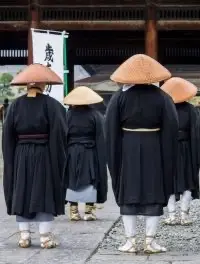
[41, 6, 144, 20]
[159, 7, 200, 20]
[0, 6, 28, 21]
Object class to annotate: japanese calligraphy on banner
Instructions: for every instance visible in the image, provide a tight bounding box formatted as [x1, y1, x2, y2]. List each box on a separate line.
[31, 29, 68, 103]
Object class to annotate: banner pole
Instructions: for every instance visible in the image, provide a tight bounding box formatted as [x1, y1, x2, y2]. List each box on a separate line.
[63, 34, 68, 97]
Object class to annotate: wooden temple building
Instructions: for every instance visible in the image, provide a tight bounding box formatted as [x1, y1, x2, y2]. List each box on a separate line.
[1, 0, 200, 92]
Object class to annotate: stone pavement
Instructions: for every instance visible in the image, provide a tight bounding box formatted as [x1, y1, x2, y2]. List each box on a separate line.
[87, 252, 200, 264]
[87, 237, 200, 264]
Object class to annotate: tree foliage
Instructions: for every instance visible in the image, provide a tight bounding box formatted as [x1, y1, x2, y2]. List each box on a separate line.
[0, 73, 13, 85]
[0, 73, 14, 96]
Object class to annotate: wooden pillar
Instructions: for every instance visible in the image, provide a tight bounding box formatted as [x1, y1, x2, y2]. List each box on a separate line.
[145, 3, 158, 60]
[28, 0, 40, 65]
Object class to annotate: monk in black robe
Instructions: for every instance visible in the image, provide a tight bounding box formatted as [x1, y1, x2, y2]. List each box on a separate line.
[2, 64, 67, 249]
[63, 86, 107, 221]
[162, 77, 200, 226]
[105, 54, 178, 253]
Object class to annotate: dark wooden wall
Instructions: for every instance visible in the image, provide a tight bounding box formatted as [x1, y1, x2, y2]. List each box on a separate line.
[159, 31, 200, 64]
[1, 2, 200, 66]
[69, 31, 144, 65]
[0, 31, 28, 65]
[2, 30, 200, 66]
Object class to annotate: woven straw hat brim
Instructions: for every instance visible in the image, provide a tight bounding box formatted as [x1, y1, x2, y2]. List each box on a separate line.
[110, 54, 171, 84]
[64, 86, 103, 105]
[161, 77, 197, 103]
[10, 63, 63, 86]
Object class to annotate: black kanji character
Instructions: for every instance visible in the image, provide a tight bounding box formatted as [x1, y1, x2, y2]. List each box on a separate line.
[44, 43, 54, 65]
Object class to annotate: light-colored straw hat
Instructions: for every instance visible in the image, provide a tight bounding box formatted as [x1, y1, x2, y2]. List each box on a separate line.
[10, 63, 63, 86]
[110, 54, 171, 84]
[64, 86, 103, 105]
[161, 77, 197, 103]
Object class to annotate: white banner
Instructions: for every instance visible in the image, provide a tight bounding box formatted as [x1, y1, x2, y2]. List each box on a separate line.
[32, 30, 64, 102]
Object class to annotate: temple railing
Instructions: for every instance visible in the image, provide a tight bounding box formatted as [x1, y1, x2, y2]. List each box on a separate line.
[41, 5, 200, 21]
[0, 5, 200, 21]
[159, 5, 200, 20]
[0, 6, 28, 21]
[41, 5, 144, 21]
[75, 46, 144, 57]
[0, 49, 28, 58]
[164, 47, 200, 57]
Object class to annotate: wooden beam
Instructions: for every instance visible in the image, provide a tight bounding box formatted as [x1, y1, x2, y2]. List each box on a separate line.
[158, 20, 200, 30]
[2, 20, 200, 31]
[28, 0, 40, 64]
[0, 22, 29, 31]
[40, 20, 144, 30]
[145, 3, 158, 59]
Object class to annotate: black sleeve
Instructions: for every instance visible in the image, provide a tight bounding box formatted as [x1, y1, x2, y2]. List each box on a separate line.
[105, 91, 122, 203]
[46, 98, 68, 213]
[161, 94, 179, 201]
[2, 102, 16, 214]
[94, 111, 108, 203]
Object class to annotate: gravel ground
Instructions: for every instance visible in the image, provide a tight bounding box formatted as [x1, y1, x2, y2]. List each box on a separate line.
[98, 199, 200, 254]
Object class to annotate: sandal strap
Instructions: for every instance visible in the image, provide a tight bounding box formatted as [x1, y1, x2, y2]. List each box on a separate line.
[19, 230, 31, 239]
[40, 233, 57, 248]
[145, 236, 155, 244]
[145, 236, 165, 250]
[40, 232, 53, 237]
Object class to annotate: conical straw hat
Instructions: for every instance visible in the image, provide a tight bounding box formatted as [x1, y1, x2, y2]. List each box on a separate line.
[161, 77, 197, 103]
[11, 63, 63, 86]
[64, 86, 103, 105]
[110, 54, 171, 84]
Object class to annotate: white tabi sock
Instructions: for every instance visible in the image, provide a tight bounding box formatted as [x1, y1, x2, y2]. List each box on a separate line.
[19, 222, 30, 232]
[181, 190, 192, 212]
[167, 194, 176, 214]
[122, 215, 137, 238]
[39, 221, 53, 235]
[145, 216, 159, 238]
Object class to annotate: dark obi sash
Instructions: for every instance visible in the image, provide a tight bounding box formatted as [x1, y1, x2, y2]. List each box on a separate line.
[67, 136, 95, 148]
[17, 134, 49, 144]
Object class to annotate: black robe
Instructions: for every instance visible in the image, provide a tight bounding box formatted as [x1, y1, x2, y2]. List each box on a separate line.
[105, 85, 179, 216]
[175, 102, 200, 199]
[64, 106, 107, 204]
[2, 93, 68, 218]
